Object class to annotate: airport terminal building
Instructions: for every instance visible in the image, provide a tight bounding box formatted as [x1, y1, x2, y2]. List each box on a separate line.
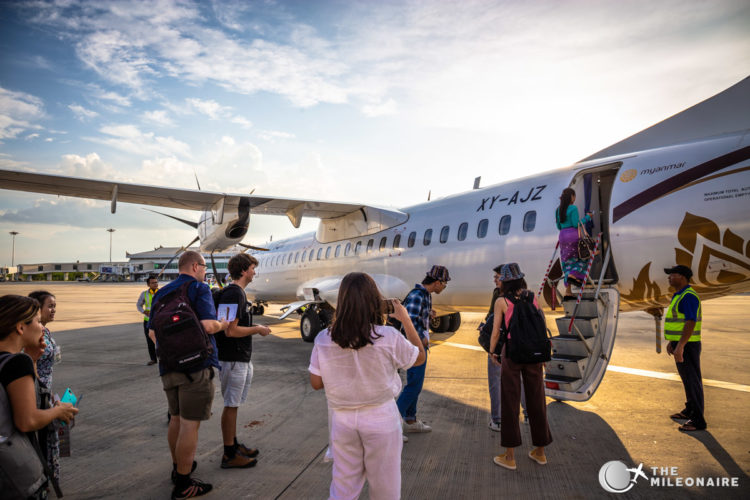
[12, 246, 241, 281]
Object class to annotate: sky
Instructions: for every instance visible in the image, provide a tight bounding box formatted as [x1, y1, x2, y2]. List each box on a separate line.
[1, 0, 749, 266]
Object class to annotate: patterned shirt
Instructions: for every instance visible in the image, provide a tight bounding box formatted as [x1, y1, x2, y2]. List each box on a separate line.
[37, 326, 58, 390]
[403, 284, 431, 342]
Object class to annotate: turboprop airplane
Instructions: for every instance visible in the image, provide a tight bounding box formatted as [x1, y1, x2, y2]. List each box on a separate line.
[1, 77, 749, 402]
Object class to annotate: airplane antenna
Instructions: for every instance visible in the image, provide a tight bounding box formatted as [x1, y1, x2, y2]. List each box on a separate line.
[193, 170, 202, 191]
[427, 190, 431, 201]
[249, 188, 256, 195]
[473, 176, 481, 189]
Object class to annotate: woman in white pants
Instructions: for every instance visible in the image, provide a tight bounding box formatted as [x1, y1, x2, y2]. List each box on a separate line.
[309, 272, 426, 500]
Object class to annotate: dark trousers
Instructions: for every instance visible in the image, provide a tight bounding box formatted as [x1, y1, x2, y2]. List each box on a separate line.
[671, 341, 705, 427]
[143, 320, 157, 362]
[500, 351, 552, 448]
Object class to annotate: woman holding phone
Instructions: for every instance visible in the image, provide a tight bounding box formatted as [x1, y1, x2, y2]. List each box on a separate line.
[308, 272, 425, 500]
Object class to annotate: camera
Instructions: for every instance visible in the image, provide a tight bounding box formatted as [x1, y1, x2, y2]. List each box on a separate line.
[382, 298, 396, 315]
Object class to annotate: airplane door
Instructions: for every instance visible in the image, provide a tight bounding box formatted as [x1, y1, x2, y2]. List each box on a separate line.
[569, 162, 622, 284]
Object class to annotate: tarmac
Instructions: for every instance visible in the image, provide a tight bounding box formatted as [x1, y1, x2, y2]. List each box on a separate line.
[0, 282, 747, 499]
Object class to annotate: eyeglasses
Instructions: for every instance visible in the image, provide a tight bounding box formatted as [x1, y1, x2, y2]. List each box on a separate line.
[196, 263, 207, 267]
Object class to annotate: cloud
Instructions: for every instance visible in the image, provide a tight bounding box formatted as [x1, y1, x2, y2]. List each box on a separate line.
[143, 109, 174, 126]
[256, 129, 295, 142]
[0, 87, 45, 140]
[85, 123, 192, 158]
[185, 98, 230, 119]
[361, 98, 397, 117]
[69, 103, 99, 120]
[22, 0, 349, 107]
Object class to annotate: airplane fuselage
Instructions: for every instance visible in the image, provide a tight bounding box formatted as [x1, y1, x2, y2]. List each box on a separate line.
[246, 132, 750, 313]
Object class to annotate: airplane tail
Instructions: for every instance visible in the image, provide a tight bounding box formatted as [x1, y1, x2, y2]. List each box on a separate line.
[582, 76, 750, 162]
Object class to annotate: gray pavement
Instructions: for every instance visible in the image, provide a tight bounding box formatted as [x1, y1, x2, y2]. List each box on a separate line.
[0, 283, 748, 499]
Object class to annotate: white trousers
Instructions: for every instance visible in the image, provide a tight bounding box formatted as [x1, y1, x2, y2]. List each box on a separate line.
[328, 399, 403, 500]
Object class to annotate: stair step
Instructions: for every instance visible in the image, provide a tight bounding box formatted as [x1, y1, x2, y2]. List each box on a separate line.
[550, 336, 590, 357]
[555, 317, 598, 338]
[562, 299, 599, 318]
[544, 375, 583, 392]
[546, 355, 588, 378]
[550, 354, 587, 362]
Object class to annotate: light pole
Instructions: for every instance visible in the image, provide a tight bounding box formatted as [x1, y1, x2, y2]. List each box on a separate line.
[107, 228, 115, 263]
[9, 231, 19, 267]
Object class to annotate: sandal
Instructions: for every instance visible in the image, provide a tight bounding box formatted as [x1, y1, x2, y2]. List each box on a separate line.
[670, 411, 690, 420]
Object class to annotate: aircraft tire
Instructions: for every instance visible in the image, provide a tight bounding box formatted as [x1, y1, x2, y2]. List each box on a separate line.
[447, 312, 461, 332]
[300, 309, 323, 342]
[252, 304, 265, 316]
[429, 315, 450, 333]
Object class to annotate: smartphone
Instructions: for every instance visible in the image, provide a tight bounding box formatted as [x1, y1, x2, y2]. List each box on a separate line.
[382, 298, 396, 315]
[60, 387, 77, 406]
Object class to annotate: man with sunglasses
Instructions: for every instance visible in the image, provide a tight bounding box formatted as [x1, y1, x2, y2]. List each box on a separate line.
[148, 250, 229, 499]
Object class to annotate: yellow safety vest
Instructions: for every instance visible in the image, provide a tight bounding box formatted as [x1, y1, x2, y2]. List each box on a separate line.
[664, 286, 701, 342]
[143, 289, 156, 321]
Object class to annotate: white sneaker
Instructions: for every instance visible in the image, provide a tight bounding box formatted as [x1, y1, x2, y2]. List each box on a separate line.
[488, 421, 501, 432]
[403, 419, 432, 433]
[402, 434, 409, 443]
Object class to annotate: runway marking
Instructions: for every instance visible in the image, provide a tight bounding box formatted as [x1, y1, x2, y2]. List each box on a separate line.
[431, 340, 750, 393]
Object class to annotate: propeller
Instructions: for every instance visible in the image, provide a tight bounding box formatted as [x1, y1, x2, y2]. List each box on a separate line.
[144, 208, 198, 228]
[156, 235, 200, 279]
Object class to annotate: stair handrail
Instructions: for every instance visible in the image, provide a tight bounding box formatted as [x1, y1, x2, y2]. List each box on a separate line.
[567, 232, 603, 334]
[536, 241, 560, 304]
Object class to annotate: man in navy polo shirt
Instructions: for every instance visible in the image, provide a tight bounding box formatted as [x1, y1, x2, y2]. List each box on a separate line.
[149, 250, 229, 499]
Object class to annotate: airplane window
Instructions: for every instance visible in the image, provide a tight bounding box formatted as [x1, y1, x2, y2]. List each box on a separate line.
[310, 249, 315, 262]
[440, 225, 449, 243]
[366, 239, 374, 253]
[325, 246, 332, 259]
[499, 215, 511, 235]
[423, 229, 433, 246]
[317, 248, 323, 260]
[523, 211, 536, 232]
[379, 237, 387, 251]
[457, 222, 468, 241]
[276, 255, 281, 266]
[393, 234, 401, 249]
[335, 245, 341, 257]
[345, 242, 351, 255]
[301, 250, 307, 262]
[355, 241, 362, 254]
[295, 251, 300, 263]
[477, 219, 488, 238]
[408, 231, 416, 248]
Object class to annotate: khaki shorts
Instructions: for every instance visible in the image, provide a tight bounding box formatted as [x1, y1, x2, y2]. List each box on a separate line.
[161, 368, 215, 421]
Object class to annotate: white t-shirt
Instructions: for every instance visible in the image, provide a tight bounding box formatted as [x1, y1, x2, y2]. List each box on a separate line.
[308, 325, 419, 411]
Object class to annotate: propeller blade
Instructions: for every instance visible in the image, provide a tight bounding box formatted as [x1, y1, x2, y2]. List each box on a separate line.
[156, 235, 200, 279]
[238, 242, 269, 252]
[144, 208, 198, 228]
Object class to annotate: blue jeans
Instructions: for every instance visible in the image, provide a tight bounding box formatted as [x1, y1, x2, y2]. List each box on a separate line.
[397, 350, 427, 420]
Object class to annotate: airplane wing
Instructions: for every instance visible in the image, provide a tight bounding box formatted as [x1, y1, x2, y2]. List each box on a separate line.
[0, 168, 371, 221]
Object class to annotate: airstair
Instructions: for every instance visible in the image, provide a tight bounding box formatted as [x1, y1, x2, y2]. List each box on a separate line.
[537, 234, 620, 402]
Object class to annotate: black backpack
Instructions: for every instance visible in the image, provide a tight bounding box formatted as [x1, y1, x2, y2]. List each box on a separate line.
[505, 290, 551, 364]
[152, 281, 213, 374]
[477, 313, 504, 355]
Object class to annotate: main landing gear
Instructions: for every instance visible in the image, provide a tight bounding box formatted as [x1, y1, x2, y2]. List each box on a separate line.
[300, 305, 334, 342]
[429, 312, 462, 333]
